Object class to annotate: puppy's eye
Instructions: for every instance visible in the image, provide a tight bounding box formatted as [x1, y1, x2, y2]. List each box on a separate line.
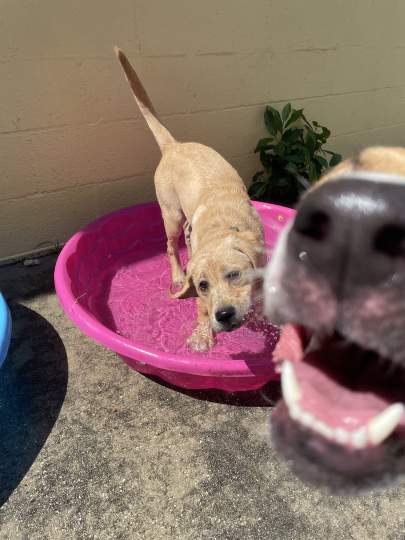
[226, 270, 241, 281]
[199, 280, 209, 292]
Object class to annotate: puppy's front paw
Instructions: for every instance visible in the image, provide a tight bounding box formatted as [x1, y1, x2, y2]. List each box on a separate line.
[187, 326, 214, 352]
[169, 280, 184, 296]
[172, 269, 185, 287]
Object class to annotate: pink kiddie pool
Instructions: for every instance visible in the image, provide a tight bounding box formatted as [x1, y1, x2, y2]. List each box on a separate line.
[55, 201, 295, 391]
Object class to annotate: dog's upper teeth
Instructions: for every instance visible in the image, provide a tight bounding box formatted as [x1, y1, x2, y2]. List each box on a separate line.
[281, 361, 301, 407]
[367, 403, 405, 446]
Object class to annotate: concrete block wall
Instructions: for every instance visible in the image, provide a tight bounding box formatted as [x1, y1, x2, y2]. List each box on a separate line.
[1, 0, 405, 260]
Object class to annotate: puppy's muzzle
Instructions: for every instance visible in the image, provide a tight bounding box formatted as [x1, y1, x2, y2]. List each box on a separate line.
[291, 176, 405, 297]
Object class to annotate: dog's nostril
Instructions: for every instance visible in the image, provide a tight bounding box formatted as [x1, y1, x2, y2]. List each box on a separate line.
[215, 306, 236, 323]
[294, 210, 330, 241]
[374, 224, 405, 258]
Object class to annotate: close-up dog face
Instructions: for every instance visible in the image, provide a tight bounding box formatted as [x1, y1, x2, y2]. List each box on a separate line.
[264, 147, 405, 491]
[174, 234, 261, 333]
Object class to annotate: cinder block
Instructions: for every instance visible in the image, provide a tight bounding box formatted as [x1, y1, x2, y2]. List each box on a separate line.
[282, 87, 405, 140]
[0, 59, 141, 133]
[0, 173, 156, 260]
[0, 0, 139, 59]
[330, 124, 405, 158]
[0, 121, 160, 200]
[136, 0, 405, 55]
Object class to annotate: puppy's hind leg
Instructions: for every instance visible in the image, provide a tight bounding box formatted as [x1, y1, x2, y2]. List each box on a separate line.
[161, 207, 186, 289]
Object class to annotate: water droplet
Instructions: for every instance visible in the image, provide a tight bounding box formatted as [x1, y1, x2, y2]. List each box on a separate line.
[391, 273, 401, 285]
[298, 251, 308, 262]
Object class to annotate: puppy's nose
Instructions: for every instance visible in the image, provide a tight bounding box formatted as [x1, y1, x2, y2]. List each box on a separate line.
[215, 306, 236, 323]
[290, 175, 405, 295]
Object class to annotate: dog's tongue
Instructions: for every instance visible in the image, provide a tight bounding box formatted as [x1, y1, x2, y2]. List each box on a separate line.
[273, 323, 306, 366]
[274, 324, 405, 432]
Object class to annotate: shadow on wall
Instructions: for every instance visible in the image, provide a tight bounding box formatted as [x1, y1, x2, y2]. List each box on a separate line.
[0, 303, 68, 507]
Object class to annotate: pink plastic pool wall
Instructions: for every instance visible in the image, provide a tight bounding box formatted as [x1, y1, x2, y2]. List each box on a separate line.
[55, 201, 295, 391]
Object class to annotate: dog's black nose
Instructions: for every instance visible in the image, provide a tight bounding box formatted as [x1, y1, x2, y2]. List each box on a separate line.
[215, 306, 236, 323]
[290, 175, 405, 295]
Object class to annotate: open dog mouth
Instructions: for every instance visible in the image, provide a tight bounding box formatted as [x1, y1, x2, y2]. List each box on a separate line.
[274, 324, 405, 450]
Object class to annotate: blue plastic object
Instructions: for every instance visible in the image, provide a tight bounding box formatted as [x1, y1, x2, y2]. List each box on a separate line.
[0, 293, 11, 367]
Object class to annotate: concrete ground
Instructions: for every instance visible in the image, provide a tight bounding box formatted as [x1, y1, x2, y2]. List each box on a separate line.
[1, 255, 405, 540]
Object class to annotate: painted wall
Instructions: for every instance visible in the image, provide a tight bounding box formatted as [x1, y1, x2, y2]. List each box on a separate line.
[1, 0, 405, 259]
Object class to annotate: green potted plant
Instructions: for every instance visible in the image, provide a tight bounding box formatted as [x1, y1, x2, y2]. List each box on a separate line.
[249, 104, 342, 206]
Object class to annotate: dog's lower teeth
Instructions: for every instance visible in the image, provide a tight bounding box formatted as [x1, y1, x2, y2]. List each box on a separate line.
[334, 428, 349, 445]
[351, 427, 368, 449]
[299, 410, 314, 427]
[313, 420, 333, 440]
[288, 404, 301, 422]
[367, 403, 405, 445]
[281, 362, 405, 448]
[281, 361, 301, 406]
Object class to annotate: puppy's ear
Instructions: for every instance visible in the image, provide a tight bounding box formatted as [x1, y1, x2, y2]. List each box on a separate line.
[229, 231, 265, 268]
[170, 273, 197, 299]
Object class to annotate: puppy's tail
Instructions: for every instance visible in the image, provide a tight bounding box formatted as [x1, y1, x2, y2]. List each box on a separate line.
[114, 47, 176, 152]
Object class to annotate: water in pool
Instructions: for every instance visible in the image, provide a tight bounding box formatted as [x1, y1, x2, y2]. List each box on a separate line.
[89, 243, 279, 361]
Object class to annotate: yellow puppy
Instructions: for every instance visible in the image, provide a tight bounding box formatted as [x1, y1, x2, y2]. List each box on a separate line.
[115, 48, 264, 351]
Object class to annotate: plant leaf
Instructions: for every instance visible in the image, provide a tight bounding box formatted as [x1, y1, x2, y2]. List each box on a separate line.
[277, 177, 290, 188]
[305, 130, 317, 154]
[282, 103, 292, 123]
[285, 162, 298, 176]
[321, 126, 331, 139]
[313, 154, 328, 169]
[264, 108, 277, 136]
[312, 158, 323, 178]
[284, 152, 306, 164]
[248, 181, 267, 199]
[282, 128, 303, 144]
[265, 106, 283, 135]
[251, 171, 264, 183]
[254, 137, 274, 153]
[284, 108, 304, 128]
[308, 161, 318, 181]
[259, 149, 273, 170]
[274, 142, 286, 157]
[301, 146, 311, 164]
[251, 103, 340, 206]
[329, 153, 342, 167]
